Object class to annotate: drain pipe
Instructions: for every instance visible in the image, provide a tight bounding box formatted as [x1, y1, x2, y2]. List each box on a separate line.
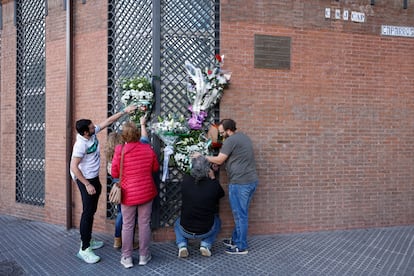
[65, 0, 73, 230]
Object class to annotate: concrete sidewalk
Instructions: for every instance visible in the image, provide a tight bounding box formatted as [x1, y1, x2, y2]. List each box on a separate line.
[0, 214, 413, 275]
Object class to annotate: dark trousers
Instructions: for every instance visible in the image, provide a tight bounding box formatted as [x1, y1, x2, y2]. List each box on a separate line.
[76, 176, 101, 250]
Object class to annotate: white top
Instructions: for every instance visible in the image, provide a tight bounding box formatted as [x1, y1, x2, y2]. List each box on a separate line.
[70, 125, 102, 180]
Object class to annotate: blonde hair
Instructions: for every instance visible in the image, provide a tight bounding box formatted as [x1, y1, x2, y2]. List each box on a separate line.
[105, 132, 123, 161]
[121, 121, 140, 143]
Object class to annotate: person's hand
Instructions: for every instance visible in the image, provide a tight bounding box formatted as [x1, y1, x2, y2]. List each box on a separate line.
[85, 183, 96, 195]
[124, 105, 137, 114]
[140, 115, 147, 126]
[210, 163, 219, 172]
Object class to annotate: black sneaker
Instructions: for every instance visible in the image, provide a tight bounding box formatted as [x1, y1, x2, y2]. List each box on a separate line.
[225, 247, 248, 255]
[222, 238, 236, 249]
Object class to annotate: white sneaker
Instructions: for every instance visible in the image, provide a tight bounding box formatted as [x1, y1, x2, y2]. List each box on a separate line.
[120, 256, 133, 269]
[138, 253, 152, 265]
[178, 247, 189, 258]
[200, 246, 211, 257]
[80, 239, 104, 250]
[76, 247, 100, 264]
[89, 239, 104, 250]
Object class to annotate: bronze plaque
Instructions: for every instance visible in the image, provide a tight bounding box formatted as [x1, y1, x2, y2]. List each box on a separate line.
[254, 34, 291, 70]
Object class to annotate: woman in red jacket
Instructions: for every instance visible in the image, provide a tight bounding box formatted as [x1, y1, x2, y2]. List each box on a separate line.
[111, 121, 159, 269]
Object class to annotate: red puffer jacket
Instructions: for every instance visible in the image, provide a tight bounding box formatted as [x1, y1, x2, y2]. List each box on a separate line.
[111, 142, 159, 206]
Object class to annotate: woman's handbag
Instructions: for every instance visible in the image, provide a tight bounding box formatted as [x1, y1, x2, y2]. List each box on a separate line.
[109, 145, 124, 205]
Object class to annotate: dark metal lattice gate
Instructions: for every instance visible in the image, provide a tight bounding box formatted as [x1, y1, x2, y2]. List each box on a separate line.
[107, 0, 220, 228]
[15, 0, 46, 206]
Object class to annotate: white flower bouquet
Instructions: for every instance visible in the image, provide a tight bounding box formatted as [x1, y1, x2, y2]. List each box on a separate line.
[120, 76, 154, 124]
[151, 114, 188, 146]
[150, 114, 189, 181]
[185, 54, 231, 130]
[174, 130, 211, 173]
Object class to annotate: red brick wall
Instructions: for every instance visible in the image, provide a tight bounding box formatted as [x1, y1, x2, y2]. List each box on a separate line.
[219, 0, 414, 235]
[44, 0, 69, 226]
[1, 0, 413, 242]
[70, 0, 111, 233]
[0, 0, 20, 218]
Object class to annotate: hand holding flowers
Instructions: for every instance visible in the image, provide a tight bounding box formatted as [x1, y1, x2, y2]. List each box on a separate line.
[122, 104, 138, 114]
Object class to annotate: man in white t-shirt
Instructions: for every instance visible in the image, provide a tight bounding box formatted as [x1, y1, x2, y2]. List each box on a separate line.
[70, 105, 136, 264]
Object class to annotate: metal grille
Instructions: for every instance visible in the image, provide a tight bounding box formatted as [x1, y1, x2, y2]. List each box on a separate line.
[107, 0, 154, 219]
[15, 0, 46, 206]
[107, 0, 220, 227]
[157, 0, 220, 227]
[160, 0, 219, 117]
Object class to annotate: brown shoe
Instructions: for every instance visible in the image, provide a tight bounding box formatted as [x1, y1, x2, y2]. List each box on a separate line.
[113, 237, 122, 249]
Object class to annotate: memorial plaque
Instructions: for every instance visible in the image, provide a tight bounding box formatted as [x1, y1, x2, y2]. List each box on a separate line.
[254, 34, 291, 70]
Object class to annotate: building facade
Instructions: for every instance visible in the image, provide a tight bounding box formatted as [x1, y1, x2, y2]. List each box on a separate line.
[0, 0, 413, 242]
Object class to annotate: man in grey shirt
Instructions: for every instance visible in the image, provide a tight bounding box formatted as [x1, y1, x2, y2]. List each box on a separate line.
[194, 118, 258, 254]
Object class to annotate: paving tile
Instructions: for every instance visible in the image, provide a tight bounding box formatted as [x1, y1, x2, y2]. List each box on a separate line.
[0, 214, 413, 276]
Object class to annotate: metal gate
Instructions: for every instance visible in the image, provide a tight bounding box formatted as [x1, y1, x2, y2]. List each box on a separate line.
[107, 0, 220, 228]
[15, 0, 46, 206]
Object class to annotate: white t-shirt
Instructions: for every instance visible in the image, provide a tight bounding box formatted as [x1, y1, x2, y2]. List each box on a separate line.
[70, 125, 101, 180]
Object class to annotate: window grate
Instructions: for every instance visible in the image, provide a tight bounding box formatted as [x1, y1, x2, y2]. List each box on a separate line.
[15, 0, 46, 206]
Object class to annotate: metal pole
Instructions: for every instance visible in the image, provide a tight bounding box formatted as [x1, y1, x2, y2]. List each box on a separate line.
[65, 0, 73, 230]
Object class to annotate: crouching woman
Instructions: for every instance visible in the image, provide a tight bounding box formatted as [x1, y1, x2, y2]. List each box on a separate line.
[174, 156, 225, 257]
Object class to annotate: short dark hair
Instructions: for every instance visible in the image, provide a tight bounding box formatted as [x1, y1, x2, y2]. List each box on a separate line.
[219, 118, 237, 132]
[190, 155, 210, 183]
[75, 119, 92, 135]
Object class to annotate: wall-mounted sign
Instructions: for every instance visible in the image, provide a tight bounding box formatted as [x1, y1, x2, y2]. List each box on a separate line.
[335, 9, 341, 19]
[325, 8, 331, 18]
[343, 10, 349, 21]
[381, 25, 414, 38]
[351, 11, 365, 23]
[325, 8, 365, 23]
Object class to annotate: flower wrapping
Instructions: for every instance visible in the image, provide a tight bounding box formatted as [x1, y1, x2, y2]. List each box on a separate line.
[150, 114, 188, 181]
[187, 106, 207, 130]
[185, 55, 231, 129]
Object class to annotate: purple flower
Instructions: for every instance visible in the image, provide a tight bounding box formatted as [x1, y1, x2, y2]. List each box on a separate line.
[188, 106, 207, 130]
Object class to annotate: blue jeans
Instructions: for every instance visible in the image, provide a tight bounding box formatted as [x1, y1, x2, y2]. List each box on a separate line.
[174, 215, 221, 249]
[114, 204, 123, 237]
[229, 181, 258, 250]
